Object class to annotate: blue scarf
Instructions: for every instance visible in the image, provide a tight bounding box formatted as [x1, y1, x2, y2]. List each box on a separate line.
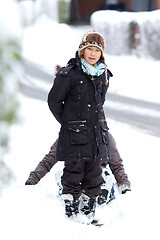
[81, 58, 105, 76]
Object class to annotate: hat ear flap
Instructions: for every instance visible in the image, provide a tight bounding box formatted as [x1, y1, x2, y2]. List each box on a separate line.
[100, 54, 105, 64]
[78, 48, 85, 59]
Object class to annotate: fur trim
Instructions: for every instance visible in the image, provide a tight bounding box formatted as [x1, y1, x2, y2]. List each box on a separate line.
[54, 64, 62, 76]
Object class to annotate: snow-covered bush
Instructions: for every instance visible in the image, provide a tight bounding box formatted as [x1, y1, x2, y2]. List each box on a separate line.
[0, 0, 22, 192]
[142, 17, 160, 59]
[91, 11, 133, 55]
[91, 10, 160, 59]
[19, 0, 59, 26]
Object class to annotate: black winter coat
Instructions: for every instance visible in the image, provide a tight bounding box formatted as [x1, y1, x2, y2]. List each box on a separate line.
[48, 54, 113, 162]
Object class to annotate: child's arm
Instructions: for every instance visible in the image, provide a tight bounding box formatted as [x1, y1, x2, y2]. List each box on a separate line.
[48, 70, 72, 124]
[25, 140, 58, 185]
[108, 132, 131, 189]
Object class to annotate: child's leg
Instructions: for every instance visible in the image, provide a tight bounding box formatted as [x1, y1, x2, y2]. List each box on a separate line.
[61, 161, 85, 200]
[82, 160, 104, 198]
[80, 161, 104, 219]
[61, 161, 87, 217]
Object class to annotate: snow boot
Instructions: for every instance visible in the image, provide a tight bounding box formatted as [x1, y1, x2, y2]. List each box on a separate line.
[80, 194, 96, 220]
[97, 189, 109, 205]
[63, 194, 79, 217]
[97, 167, 116, 205]
[97, 185, 115, 205]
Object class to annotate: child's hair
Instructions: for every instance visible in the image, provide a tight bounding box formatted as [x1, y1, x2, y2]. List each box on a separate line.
[78, 31, 108, 85]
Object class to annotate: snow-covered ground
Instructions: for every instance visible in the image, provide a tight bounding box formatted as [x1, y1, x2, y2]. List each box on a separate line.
[1, 3, 160, 240]
[1, 95, 160, 240]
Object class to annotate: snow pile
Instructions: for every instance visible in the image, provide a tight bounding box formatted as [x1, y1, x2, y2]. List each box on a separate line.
[91, 10, 160, 59]
[19, 0, 58, 26]
[22, 15, 79, 70]
[0, 0, 22, 191]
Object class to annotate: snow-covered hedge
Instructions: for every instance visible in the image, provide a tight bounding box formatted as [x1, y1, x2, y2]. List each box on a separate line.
[91, 10, 160, 59]
[0, 0, 22, 192]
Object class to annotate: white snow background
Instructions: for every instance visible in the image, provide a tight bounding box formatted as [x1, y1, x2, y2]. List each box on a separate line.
[0, 1, 160, 240]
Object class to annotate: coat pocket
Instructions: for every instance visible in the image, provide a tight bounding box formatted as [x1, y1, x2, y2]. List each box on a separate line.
[68, 120, 88, 145]
[100, 120, 109, 144]
[76, 80, 88, 93]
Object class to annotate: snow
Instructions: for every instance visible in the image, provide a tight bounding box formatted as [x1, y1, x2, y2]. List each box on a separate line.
[22, 15, 160, 104]
[1, 1, 160, 240]
[1, 96, 160, 240]
[91, 10, 160, 58]
[22, 15, 79, 71]
[19, 0, 59, 25]
[0, 0, 22, 41]
[106, 55, 160, 103]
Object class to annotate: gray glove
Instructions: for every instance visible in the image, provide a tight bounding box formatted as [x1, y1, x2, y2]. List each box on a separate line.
[25, 180, 36, 185]
[119, 184, 131, 194]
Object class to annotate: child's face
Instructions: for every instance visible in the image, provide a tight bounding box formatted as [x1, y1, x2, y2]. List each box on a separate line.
[83, 46, 101, 65]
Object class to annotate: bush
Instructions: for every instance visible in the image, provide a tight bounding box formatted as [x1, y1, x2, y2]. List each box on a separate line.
[58, 0, 70, 24]
[142, 19, 160, 59]
[91, 10, 160, 59]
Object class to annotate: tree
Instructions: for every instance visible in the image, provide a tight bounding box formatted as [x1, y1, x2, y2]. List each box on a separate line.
[0, 0, 22, 193]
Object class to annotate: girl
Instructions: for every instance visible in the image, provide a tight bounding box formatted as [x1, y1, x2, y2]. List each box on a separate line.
[48, 31, 113, 220]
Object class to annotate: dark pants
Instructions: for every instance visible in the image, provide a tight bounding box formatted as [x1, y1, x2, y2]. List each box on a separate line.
[61, 160, 104, 200]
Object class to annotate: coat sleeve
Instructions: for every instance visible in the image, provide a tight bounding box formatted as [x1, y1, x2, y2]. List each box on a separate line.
[48, 71, 72, 124]
[108, 132, 131, 188]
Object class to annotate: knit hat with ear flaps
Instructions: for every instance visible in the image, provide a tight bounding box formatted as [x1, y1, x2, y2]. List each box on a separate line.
[78, 30, 106, 64]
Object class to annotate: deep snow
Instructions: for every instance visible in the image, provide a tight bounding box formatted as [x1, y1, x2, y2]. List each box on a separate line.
[1, 4, 160, 240]
[1, 95, 160, 240]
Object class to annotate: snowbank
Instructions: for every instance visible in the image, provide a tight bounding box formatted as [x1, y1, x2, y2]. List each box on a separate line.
[19, 0, 58, 26]
[22, 15, 79, 71]
[91, 10, 160, 59]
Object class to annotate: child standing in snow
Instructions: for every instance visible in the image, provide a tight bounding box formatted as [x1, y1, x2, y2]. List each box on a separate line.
[48, 31, 113, 221]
